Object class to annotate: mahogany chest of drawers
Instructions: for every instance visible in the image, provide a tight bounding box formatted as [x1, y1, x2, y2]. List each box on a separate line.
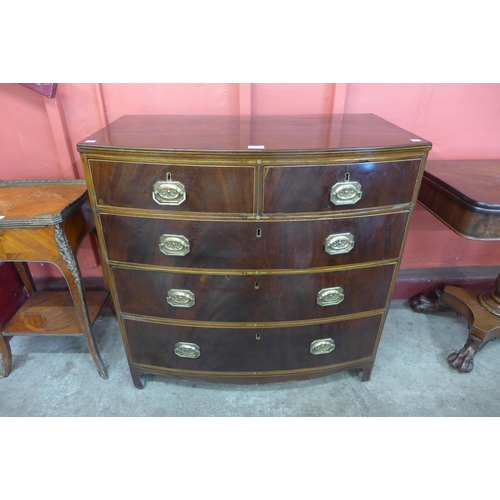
[78, 114, 431, 388]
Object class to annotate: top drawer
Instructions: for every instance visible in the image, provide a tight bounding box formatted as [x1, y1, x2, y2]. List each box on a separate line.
[88, 160, 255, 213]
[263, 159, 422, 213]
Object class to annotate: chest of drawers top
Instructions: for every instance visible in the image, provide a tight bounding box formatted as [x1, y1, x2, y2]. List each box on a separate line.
[77, 113, 430, 153]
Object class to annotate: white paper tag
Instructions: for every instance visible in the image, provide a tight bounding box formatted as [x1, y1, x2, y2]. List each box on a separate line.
[0, 216, 5, 219]
[85, 140, 97, 143]
[410, 138, 422, 142]
[248, 145, 265, 149]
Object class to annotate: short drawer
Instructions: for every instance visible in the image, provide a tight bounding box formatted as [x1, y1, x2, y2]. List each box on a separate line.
[89, 160, 255, 213]
[101, 212, 409, 269]
[124, 314, 382, 373]
[263, 159, 422, 213]
[113, 264, 395, 323]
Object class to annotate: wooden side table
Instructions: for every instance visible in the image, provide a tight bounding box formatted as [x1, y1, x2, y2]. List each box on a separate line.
[0, 180, 108, 379]
[409, 160, 500, 373]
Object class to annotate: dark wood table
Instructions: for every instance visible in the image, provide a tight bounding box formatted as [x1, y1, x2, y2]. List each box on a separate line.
[409, 160, 500, 372]
[0, 180, 108, 379]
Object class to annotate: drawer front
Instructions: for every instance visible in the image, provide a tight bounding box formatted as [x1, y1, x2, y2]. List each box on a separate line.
[124, 315, 382, 373]
[89, 160, 255, 213]
[113, 264, 395, 322]
[263, 160, 421, 213]
[101, 212, 408, 269]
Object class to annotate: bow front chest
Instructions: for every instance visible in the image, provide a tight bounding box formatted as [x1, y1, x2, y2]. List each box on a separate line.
[78, 114, 431, 388]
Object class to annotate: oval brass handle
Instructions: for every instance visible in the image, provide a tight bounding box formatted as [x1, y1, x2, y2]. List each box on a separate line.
[317, 287, 344, 307]
[325, 232, 354, 255]
[330, 181, 362, 205]
[174, 342, 201, 358]
[153, 178, 186, 205]
[310, 338, 336, 355]
[167, 289, 195, 308]
[159, 234, 190, 256]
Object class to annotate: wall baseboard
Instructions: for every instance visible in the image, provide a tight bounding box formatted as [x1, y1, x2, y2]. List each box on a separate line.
[394, 266, 499, 301]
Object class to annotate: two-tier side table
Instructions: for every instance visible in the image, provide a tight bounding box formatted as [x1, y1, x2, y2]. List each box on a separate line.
[0, 180, 108, 379]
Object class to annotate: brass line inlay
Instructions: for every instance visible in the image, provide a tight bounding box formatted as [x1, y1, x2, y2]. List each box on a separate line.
[107, 259, 397, 275]
[130, 356, 375, 378]
[80, 151, 428, 165]
[120, 309, 385, 329]
[95, 204, 413, 220]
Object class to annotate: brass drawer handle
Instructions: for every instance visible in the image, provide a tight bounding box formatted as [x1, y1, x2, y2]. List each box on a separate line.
[310, 338, 335, 355]
[153, 174, 186, 205]
[159, 234, 190, 256]
[317, 287, 345, 307]
[330, 181, 362, 205]
[167, 289, 195, 308]
[174, 342, 201, 358]
[325, 232, 354, 255]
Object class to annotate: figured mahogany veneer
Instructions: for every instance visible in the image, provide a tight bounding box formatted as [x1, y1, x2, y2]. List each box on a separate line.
[78, 114, 431, 388]
[113, 264, 395, 323]
[263, 160, 421, 213]
[101, 212, 409, 270]
[124, 315, 383, 377]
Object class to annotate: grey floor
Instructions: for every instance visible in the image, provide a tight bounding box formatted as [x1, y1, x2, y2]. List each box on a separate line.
[2, 300, 500, 417]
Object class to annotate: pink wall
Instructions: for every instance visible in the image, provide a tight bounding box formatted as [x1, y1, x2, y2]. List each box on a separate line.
[341, 83, 500, 268]
[1, 83, 499, 279]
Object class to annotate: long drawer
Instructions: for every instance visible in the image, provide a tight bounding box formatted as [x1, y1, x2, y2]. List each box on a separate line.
[101, 212, 409, 270]
[263, 160, 421, 213]
[124, 314, 382, 373]
[113, 264, 395, 323]
[89, 160, 255, 213]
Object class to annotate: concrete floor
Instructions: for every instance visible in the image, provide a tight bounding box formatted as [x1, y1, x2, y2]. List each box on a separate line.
[2, 300, 500, 417]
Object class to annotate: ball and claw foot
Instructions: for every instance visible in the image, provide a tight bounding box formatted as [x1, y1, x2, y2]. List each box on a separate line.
[408, 291, 450, 314]
[447, 334, 483, 373]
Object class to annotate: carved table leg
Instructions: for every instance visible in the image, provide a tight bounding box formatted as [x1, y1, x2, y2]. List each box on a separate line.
[447, 332, 485, 373]
[53, 224, 108, 379]
[440, 284, 500, 373]
[0, 335, 12, 378]
[410, 274, 500, 373]
[408, 290, 450, 313]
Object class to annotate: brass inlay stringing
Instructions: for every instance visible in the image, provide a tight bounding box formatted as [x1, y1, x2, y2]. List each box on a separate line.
[310, 338, 336, 355]
[153, 173, 186, 205]
[330, 181, 362, 205]
[317, 287, 345, 307]
[174, 342, 201, 358]
[159, 234, 190, 256]
[325, 232, 355, 255]
[167, 289, 196, 308]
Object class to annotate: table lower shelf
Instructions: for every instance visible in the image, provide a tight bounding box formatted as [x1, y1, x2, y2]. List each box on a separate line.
[3, 290, 108, 335]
